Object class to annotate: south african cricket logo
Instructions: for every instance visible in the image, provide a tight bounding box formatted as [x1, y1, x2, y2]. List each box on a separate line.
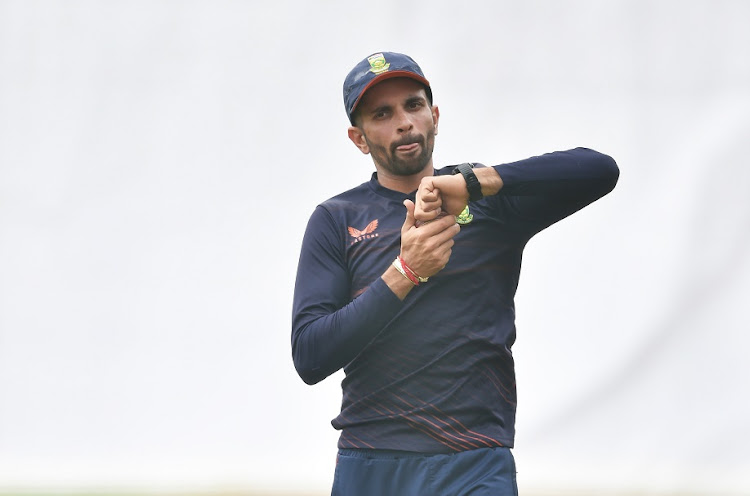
[456, 206, 473, 225]
[368, 53, 390, 74]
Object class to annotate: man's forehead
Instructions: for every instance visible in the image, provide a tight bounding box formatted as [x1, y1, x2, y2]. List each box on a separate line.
[358, 78, 429, 109]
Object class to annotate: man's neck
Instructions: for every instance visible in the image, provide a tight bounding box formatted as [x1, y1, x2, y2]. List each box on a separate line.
[375, 164, 435, 194]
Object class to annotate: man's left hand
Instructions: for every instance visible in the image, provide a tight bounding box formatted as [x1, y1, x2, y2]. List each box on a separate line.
[415, 167, 504, 223]
[414, 175, 469, 222]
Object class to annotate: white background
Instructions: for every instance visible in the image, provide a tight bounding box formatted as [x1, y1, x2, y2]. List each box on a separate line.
[1, 1, 749, 494]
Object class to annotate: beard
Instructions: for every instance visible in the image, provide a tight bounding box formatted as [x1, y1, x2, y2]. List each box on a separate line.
[365, 127, 436, 177]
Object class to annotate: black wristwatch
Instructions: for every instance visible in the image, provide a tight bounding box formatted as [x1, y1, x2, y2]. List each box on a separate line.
[452, 163, 483, 202]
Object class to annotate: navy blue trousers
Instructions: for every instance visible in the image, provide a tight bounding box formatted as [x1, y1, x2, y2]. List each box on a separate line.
[332, 447, 518, 496]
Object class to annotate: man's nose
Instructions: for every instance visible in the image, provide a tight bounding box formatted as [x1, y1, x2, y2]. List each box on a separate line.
[394, 108, 414, 133]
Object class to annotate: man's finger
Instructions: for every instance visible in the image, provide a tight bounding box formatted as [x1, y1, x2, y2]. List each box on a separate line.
[402, 199, 416, 234]
[431, 221, 461, 246]
[416, 212, 458, 235]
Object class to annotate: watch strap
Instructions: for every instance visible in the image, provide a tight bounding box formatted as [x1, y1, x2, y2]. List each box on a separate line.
[452, 163, 483, 202]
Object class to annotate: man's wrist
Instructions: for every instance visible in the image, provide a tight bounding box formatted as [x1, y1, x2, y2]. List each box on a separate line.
[392, 256, 419, 286]
[452, 163, 483, 202]
[382, 265, 416, 301]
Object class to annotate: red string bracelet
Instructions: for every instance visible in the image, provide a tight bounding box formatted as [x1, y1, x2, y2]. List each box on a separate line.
[398, 256, 429, 284]
[392, 257, 419, 285]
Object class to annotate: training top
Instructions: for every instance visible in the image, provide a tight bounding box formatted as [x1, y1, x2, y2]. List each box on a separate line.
[292, 148, 619, 453]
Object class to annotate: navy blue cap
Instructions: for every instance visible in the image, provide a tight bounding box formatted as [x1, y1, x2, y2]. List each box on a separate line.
[343, 52, 432, 125]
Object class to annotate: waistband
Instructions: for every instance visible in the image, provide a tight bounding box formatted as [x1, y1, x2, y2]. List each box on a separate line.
[338, 446, 510, 460]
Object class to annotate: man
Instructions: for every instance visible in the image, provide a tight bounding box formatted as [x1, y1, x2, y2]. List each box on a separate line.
[292, 52, 619, 495]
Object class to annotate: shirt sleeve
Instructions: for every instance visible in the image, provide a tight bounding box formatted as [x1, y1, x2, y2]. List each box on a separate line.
[291, 205, 405, 385]
[491, 147, 619, 233]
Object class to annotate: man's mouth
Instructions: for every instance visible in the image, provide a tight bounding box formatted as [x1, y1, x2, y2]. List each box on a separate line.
[395, 142, 420, 153]
[393, 137, 422, 153]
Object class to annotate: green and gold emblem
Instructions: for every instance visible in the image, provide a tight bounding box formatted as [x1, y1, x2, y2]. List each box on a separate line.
[368, 53, 390, 75]
[456, 205, 473, 225]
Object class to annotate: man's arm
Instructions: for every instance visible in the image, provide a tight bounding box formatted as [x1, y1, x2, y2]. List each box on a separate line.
[415, 148, 619, 229]
[292, 201, 459, 385]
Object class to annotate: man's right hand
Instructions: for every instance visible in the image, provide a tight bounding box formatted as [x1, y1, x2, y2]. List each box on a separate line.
[399, 199, 460, 278]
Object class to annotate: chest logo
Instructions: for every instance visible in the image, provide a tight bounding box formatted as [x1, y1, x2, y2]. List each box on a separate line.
[348, 219, 380, 244]
[456, 206, 473, 225]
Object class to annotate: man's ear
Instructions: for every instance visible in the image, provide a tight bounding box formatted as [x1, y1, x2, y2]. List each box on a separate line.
[431, 105, 440, 136]
[348, 126, 370, 155]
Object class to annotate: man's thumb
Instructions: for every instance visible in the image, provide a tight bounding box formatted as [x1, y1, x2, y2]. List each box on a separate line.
[402, 199, 416, 232]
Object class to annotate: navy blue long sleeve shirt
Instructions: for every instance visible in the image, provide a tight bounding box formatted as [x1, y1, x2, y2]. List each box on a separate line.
[292, 148, 619, 452]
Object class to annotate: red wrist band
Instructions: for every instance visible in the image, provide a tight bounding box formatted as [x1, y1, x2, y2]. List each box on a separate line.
[398, 256, 429, 284]
[392, 257, 419, 286]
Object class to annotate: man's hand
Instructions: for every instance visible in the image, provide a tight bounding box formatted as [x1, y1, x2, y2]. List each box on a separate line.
[415, 167, 504, 222]
[414, 175, 469, 222]
[400, 199, 460, 278]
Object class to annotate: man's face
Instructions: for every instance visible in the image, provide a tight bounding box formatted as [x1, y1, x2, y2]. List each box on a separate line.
[350, 78, 439, 177]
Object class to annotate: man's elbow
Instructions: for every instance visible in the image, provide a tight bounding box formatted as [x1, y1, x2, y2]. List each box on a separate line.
[596, 149, 620, 194]
[292, 342, 327, 385]
[579, 148, 620, 194]
[294, 361, 326, 385]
